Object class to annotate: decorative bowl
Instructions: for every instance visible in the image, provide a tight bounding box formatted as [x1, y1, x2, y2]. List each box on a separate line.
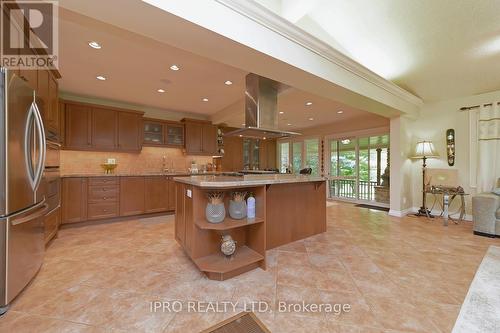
[100, 163, 117, 174]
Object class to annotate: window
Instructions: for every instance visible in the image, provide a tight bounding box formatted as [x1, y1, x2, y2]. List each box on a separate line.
[279, 142, 289, 173]
[292, 142, 303, 174]
[305, 139, 319, 175]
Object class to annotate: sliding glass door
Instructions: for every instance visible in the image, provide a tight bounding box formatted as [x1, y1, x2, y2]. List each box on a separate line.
[327, 134, 389, 205]
[278, 138, 320, 175]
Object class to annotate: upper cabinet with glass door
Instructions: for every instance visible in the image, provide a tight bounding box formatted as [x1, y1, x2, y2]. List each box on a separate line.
[143, 119, 184, 147]
[143, 120, 164, 145]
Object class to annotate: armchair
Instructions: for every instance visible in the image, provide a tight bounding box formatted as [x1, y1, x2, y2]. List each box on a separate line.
[472, 178, 500, 237]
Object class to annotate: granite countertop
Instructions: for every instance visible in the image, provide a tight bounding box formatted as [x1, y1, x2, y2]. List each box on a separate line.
[60, 171, 243, 178]
[173, 174, 326, 188]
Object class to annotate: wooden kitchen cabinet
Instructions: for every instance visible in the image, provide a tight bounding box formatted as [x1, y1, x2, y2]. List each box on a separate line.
[44, 208, 60, 244]
[174, 183, 187, 246]
[144, 176, 169, 213]
[166, 123, 184, 146]
[183, 119, 217, 155]
[62, 100, 144, 151]
[47, 74, 60, 137]
[61, 176, 175, 225]
[143, 119, 184, 147]
[92, 107, 117, 150]
[259, 139, 277, 170]
[120, 177, 145, 216]
[118, 112, 142, 151]
[143, 119, 165, 145]
[87, 177, 119, 220]
[220, 135, 244, 171]
[202, 123, 217, 155]
[36, 70, 61, 140]
[19, 68, 37, 91]
[184, 121, 203, 154]
[65, 103, 92, 149]
[37, 69, 49, 116]
[62, 178, 88, 224]
[167, 177, 176, 211]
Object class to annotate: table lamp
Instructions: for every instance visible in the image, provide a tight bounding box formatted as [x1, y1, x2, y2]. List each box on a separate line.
[411, 140, 439, 217]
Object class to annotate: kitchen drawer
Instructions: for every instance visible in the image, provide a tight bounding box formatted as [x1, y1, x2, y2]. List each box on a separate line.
[88, 202, 118, 220]
[88, 186, 119, 202]
[44, 207, 60, 244]
[88, 184, 119, 196]
[89, 177, 118, 186]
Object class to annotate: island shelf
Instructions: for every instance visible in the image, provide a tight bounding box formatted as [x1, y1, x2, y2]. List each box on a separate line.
[174, 174, 326, 280]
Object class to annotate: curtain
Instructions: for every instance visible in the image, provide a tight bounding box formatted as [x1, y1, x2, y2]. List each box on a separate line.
[477, 102, 500, 192]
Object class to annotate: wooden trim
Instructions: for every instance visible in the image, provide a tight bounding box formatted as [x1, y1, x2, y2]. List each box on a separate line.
[59, 211, 174, 229]
[143, 117, 183, 125]
[60, 99, 145, 115]
[181, 118, 211, 124]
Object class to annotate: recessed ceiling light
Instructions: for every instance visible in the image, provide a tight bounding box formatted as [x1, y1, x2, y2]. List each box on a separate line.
[308, 117, 314, 121]
[305, 102, 313, 106]
[88, 41, 101, 49]
[287, 123, 292, 126]
[337, 110, 344, 114]
[224, 80, 233, 85]
[279, 111, 284, 114]
[96, 75, 106, 81]
[170, 64, 180, 71]
[239, 134, 243, 137]
[157, 89, 165, 93]
[262, 137, 267, 140]
[202, 98, 209, 102]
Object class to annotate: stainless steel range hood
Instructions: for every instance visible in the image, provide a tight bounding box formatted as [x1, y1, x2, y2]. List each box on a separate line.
[224, 74, 300, 139]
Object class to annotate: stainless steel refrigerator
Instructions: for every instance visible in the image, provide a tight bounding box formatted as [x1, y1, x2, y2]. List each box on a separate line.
[0, 68, 47, 314]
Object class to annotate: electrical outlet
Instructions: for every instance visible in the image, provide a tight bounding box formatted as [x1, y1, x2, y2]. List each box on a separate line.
[186, 189, 192, 198]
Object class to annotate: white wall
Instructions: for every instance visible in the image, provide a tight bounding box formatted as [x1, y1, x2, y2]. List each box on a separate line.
[398, 89, 500, 216]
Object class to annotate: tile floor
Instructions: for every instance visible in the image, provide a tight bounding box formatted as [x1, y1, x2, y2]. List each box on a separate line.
[1, 202, 499, 333]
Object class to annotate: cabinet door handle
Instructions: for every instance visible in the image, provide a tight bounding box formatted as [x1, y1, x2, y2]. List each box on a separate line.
[103, 209, 108, 212]
[103, 196, 107, 200]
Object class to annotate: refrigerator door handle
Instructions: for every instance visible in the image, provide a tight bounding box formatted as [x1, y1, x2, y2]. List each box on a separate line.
[9, 200, 48, 226]
[32, 100, 46, 191]
[24, 98, 46, 191]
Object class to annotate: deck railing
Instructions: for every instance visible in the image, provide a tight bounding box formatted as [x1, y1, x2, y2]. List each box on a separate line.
[329, 179, 377, 201]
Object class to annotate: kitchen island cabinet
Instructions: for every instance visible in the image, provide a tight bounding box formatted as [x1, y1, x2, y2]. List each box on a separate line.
[174, 174, 326, 280]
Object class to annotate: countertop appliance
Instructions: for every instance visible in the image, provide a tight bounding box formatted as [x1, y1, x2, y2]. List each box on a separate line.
[0, 69, 47, 314]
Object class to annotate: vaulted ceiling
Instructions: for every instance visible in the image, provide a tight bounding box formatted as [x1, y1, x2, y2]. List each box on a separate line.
[254, 0, 500, 101]
[58, 7, 386, 130]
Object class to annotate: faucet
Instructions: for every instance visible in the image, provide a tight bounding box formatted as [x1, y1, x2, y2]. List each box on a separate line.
[162, 155, 169, 173]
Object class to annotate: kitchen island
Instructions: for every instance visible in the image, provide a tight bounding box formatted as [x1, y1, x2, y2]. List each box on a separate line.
[174, 174, 326, 280]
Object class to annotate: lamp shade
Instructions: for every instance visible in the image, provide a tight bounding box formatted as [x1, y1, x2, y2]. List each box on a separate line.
[411, 140, 439, 159]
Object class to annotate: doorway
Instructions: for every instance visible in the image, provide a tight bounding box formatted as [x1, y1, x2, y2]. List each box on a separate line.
[327, 134, 389, 206]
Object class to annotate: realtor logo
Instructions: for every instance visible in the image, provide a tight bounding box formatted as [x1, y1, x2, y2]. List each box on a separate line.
[1, 1, 58, 69]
